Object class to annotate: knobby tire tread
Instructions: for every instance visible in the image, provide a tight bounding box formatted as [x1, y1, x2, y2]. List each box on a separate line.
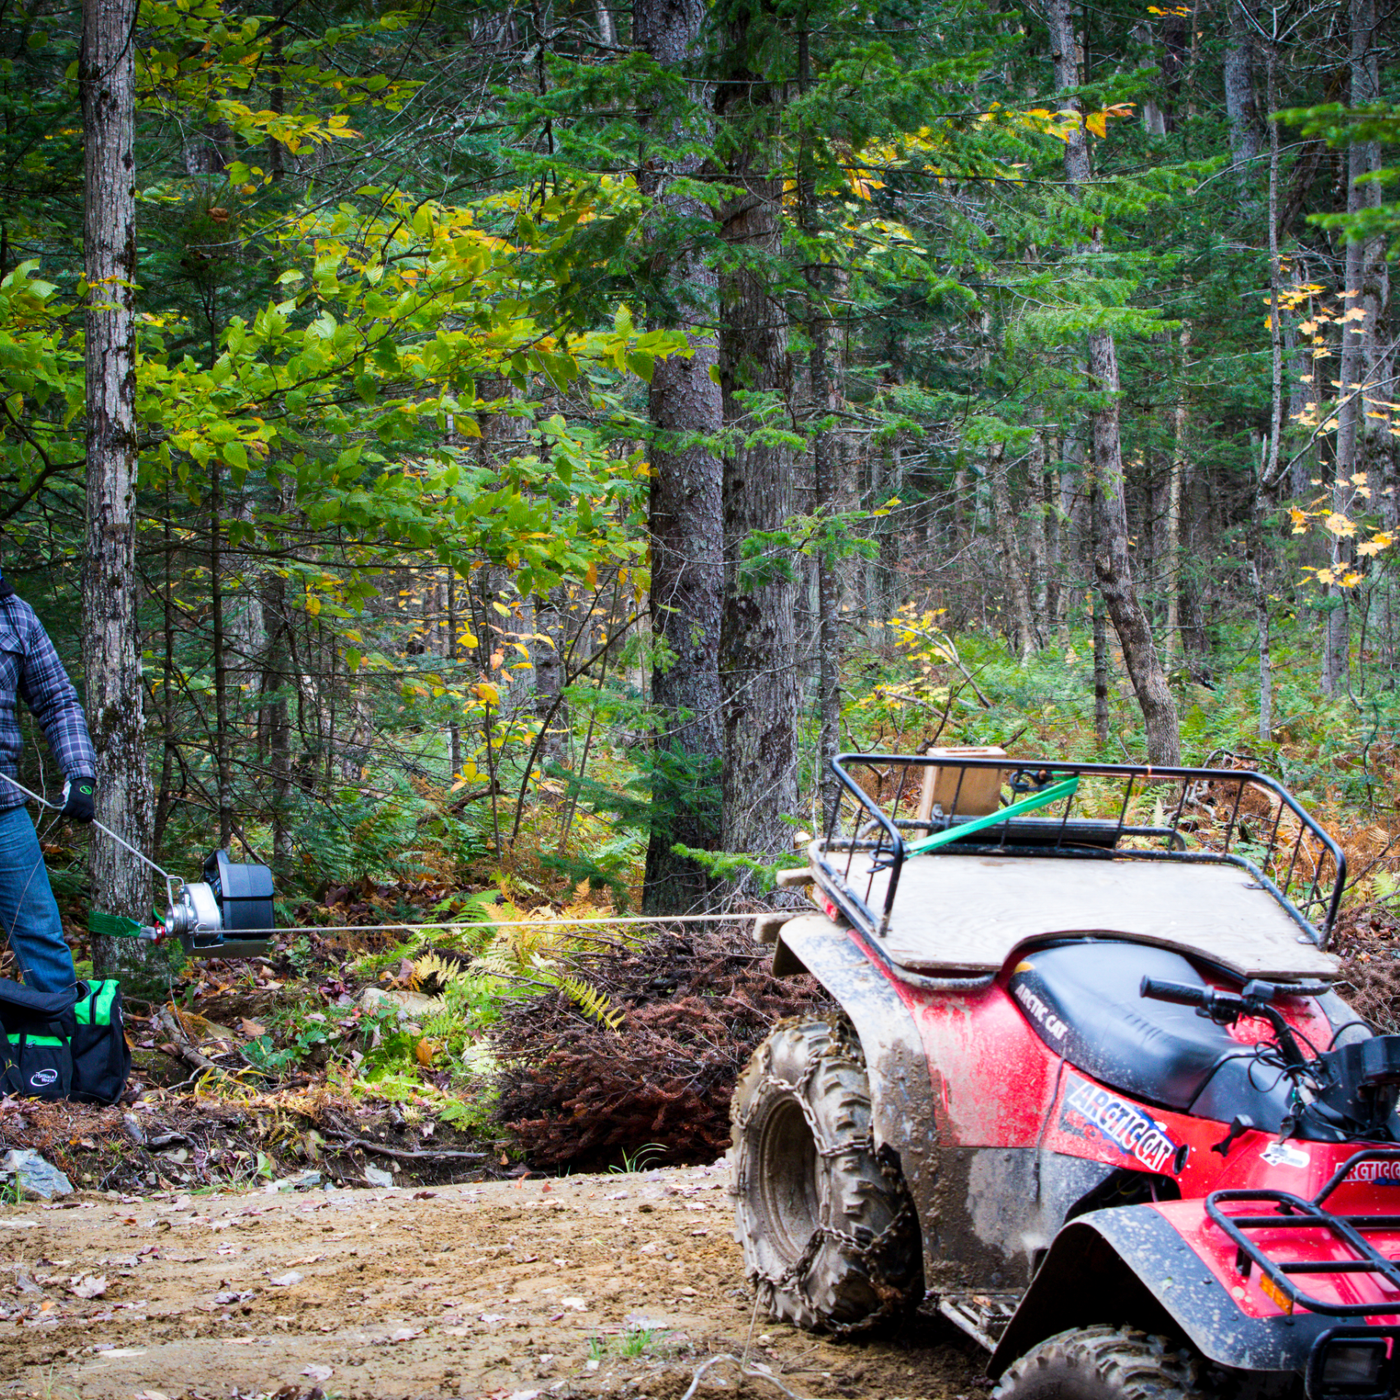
[993, 1326, 1206, 1400]
[730, 1015, 921, 1333]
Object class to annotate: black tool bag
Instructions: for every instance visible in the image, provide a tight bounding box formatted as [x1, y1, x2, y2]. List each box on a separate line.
[0, 980, 76, 1099]
[69, 980, 130, 1104]
[0, 978, 129, 1104]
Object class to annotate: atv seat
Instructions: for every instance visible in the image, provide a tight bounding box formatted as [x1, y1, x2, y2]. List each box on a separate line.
[1009, 940, 1259, 1113]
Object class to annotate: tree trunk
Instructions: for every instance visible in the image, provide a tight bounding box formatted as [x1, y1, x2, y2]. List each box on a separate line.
[1223, 0, 1262, 202]
[533, 586, 567, 767]
[636, 0, 724, 914]
[1324, 0, 1382, 696]
[1164, 325, 1189, 667]
[1091, 488, 1111, 747]
[81, 0, 154, 972]
[988, 446, 1036, 661]
[210, 462, 233, 848]
[717, 132, 798, 879]
[1046, 0, 1181, 764]
[1026, 424, 1048, 634]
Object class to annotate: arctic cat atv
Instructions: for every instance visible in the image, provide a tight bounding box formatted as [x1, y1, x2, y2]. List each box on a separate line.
[731, 751, 1400, 1400]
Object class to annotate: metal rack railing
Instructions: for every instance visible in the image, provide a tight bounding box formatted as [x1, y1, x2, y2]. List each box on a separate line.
[1206, 1150, 1400, 1317]
[815, 754, 1347, 947]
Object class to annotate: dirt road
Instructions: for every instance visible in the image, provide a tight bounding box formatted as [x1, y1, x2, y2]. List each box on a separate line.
[1, 1164, 985, 1400]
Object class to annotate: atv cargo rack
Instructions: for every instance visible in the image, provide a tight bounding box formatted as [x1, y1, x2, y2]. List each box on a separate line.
[817, 754, 1346, 949]
[1207, 1150, 1400, 1317]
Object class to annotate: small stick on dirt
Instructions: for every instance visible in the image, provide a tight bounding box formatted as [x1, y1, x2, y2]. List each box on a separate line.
[325, 1134, 486, 1163]
[680, 1355, 806, 1400]
[155, 1008, 226, 1078]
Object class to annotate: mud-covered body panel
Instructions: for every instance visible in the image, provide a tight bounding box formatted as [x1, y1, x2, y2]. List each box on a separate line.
[769, 910, 1400, 1382]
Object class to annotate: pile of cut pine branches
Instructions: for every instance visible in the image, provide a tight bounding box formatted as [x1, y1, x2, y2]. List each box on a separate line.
[494, 926, 829, 1170]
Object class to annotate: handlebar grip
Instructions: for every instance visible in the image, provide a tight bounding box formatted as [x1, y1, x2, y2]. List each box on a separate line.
[1140, 977, 1210, 1007]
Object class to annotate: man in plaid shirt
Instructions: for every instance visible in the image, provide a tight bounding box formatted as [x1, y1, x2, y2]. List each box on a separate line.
[0, 579, 96, 992]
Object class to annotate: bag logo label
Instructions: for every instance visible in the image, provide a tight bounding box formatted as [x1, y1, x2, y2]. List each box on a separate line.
[1064, 1078, 1180, 1173]
[28, 1068, 57, 1088]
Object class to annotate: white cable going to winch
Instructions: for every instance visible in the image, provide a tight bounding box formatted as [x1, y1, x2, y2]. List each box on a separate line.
[0, 770, 774, 937]
[282, 912, 763, 935]
[0, 769, 176, 883]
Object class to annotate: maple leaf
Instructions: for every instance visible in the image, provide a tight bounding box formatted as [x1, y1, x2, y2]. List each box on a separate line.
[1323, 512, 1357, 538]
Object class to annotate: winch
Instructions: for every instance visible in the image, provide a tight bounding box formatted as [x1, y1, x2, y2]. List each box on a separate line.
[0, 767, 275, 958]
[158, 849, 277, 958]
[91, 850, 277, 958]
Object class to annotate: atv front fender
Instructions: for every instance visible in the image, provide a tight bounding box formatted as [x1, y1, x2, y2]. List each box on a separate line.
[989, 1203, 1332, 1378]
[773, 914, 939, 1279]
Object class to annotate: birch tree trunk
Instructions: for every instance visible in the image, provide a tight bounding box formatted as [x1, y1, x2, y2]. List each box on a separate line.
[1046, 0, 1181, 764]
[81, 0, 154, 971]
[636, 0, 724, 914]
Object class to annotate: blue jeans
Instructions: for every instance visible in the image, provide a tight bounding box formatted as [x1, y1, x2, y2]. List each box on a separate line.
[0, 805, 76, 993]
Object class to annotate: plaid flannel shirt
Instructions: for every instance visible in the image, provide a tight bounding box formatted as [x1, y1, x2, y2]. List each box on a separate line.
[0, 591, 96, 812]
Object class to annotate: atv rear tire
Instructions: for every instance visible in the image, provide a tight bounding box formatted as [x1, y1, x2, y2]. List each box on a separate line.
[729, 1016, 921, 1333]
[993, 1327, 1205, 1400]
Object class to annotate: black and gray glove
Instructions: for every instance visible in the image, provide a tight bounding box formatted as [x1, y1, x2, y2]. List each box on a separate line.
[60, 776, 95, 824]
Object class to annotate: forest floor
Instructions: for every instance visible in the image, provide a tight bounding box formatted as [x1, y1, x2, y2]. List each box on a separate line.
[0, 1164, 986, 1400]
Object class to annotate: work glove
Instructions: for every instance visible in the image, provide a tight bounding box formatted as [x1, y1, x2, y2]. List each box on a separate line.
[60, 776, 95, 824]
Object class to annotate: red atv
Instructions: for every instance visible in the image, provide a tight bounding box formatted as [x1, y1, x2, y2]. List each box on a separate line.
[731, 753, 1400, 1399]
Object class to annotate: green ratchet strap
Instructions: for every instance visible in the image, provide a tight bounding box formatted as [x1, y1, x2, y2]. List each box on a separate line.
[906, 775, 1081, 856]
[87, 909, 149, 940]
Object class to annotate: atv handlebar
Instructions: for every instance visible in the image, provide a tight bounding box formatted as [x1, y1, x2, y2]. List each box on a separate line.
[1140, 975, 1332, 1069]
[1140, 976, 1333, 1011]
[1140, 977, 1211, 1007]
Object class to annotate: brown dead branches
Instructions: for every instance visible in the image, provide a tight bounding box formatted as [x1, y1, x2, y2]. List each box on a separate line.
[493, 926, 829, 1170]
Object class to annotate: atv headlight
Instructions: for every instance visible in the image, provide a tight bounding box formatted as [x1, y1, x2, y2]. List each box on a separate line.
[1308, 1333, 1392, 1400]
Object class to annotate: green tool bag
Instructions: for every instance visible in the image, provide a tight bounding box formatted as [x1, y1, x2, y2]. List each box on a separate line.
[0, 978, 129, 1105]
[70, 979, 130, 1105]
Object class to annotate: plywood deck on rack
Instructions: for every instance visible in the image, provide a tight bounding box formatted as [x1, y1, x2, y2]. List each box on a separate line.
[819, 850, 1337, 980]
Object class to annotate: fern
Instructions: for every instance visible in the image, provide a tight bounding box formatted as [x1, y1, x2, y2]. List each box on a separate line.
[553, 974, 625, 1031]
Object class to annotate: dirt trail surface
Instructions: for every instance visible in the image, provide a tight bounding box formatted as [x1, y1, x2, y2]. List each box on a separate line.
[0, 1164, 985, 1400]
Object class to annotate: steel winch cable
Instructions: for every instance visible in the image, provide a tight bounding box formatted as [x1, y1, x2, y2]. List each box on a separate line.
[0, 769, 174, 883]
[268, 912, 764, 935]
[0, 769, 769, 938]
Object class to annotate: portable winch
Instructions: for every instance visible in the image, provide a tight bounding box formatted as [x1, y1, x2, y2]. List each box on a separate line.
[154, 849, 277, 958]
[92, 849, 276, 959]
[0, 768, 276, 959]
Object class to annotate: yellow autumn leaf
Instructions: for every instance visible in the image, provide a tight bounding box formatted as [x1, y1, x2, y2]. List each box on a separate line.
[585, 561, 598, 589]
[472, 681, 500, 706]
[1324, 512, 1357, 537]
[1298, 320, 1317, 335]
[1358, 539, 1387, 557]
[1289, 507, 1309, 535]
[306, 596, 322, 616]
[1085, 111, 1108, 139]
[1341, 571, 1363, 587]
